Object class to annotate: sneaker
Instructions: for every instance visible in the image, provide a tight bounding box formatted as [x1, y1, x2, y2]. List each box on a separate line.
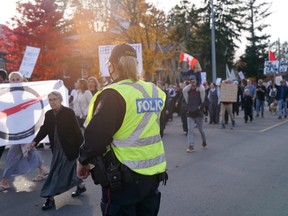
[278, 116, 282, 119]
[186, 146, 194, 153]
[256, 114, 259, 117]
[202, 141, 207, 148]
[221, 124, 225, 129]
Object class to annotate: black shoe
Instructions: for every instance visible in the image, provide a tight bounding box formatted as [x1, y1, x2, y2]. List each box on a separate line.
[72, 186, 86, 197]
[36, 143, 44, 149]
[42, 199, 55, 211]
[202, 141, 207, 148]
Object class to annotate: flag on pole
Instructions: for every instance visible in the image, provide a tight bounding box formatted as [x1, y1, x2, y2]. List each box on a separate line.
[269, 51, 276, 61]
[225, 64, 236, 80]
[179, 52, 202, 72]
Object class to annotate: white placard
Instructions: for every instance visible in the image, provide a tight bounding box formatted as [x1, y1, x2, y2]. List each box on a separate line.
[19, 46, 40, 78]
[215, 78, 222, 86]
[238, 71, 245, 80]
[201, 72, 207, 84]
[98, 44, 143, 77]
[275, 76, 283, 86]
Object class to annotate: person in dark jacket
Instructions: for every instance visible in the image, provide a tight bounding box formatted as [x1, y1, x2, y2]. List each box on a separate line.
[243, 89, 253, 123]
[30, 91, 86, 210]
[182, 75, 207, 152]
[275, 79, 288, 119]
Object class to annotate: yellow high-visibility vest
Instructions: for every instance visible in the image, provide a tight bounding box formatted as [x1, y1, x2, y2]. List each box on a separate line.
[86, 79, 166, 175]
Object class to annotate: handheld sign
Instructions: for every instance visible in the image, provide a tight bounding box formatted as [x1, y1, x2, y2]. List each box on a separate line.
[19, 46, 40, 78]
[98, 44, 143, 77]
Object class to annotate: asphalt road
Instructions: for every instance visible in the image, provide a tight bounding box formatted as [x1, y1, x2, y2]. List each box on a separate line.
[1, 109, 288, 216]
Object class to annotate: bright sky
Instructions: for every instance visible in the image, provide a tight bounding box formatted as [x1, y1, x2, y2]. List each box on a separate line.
[0, 0, 287, 56]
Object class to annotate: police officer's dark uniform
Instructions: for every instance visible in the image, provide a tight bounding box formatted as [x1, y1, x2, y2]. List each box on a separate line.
[77, 44, 167, 216]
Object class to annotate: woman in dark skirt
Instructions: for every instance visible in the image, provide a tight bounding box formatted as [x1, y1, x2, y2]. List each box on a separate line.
[30, 91, 86, 210]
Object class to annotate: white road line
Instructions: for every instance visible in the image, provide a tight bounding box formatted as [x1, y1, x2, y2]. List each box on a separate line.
[260, 119, 288, 133]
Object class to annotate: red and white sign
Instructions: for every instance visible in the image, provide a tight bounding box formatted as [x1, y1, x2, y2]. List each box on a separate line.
[0, 80, 68, 146]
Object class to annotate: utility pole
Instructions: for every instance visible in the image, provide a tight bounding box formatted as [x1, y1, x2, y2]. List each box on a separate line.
[211, 0, 217, 82]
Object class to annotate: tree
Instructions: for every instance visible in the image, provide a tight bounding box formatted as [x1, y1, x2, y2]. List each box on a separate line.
[167, 0, 244, 80]
[6, 0, 70, 80]
[65, 0, 115, 82]
[107, 0, 169, 79]
[239, 0, 272, 79]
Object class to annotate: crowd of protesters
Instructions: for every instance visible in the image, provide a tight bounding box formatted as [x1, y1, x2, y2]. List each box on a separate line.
[1, 63, 288, 214]
[158, 75, 288, 139]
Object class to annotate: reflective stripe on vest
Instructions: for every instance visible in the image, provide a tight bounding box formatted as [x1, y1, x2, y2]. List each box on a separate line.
[111, 80, 166, 175]
[86, 79, 166, 175]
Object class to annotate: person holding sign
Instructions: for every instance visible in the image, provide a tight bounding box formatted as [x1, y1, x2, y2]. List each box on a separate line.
[0, 72, 48, 192]
[219, 79, 236, 129]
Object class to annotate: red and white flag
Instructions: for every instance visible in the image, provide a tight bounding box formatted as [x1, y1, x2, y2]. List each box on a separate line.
[179, 52, 201, 72]
[268, 51, 276, 61]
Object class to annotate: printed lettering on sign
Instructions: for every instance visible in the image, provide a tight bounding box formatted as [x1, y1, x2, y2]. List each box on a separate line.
[136, 98, 163, 113]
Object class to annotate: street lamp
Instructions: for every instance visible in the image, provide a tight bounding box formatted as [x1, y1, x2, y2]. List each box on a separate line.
[211, 0, 217, 82]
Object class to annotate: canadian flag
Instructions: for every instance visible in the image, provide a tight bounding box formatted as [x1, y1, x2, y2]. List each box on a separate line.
[268, 51, 276, 61]
[179, 52, 201, 72]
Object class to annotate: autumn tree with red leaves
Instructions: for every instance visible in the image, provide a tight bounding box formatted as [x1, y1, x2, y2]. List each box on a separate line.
[6, 0, 71, 80]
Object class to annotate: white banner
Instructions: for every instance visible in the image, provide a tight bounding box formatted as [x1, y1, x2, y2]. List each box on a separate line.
[98, 44, 143, 77]
[19, 46, 41, 78]
[0, 80, 68, 146]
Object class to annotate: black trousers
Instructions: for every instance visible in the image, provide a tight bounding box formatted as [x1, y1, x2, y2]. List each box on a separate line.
[100, 173, 161, 216]
[244, 106, 253, 121]
[0, 146, 5, 159]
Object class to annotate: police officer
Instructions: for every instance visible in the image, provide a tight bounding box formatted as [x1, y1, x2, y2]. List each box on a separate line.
[77, 44, 167, 216]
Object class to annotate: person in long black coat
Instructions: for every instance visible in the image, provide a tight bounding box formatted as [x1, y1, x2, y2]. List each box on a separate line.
[30, 91, 86, 210]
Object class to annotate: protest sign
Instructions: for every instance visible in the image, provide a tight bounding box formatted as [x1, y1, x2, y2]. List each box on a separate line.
[19, 46, 40, 78]
[0, 80, 68, 146]
[201, 72, 207, 84]
[238, 71, 245, 80]
[264, 60, 288, 75]
[215, 78, 222, 86]
[98, 44, 143, 77]
[220, 82, 238, 102]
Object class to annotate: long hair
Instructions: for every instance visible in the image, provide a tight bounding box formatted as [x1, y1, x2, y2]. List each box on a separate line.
[117, 56, 139, 82]
[78, 78, 88, 93]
